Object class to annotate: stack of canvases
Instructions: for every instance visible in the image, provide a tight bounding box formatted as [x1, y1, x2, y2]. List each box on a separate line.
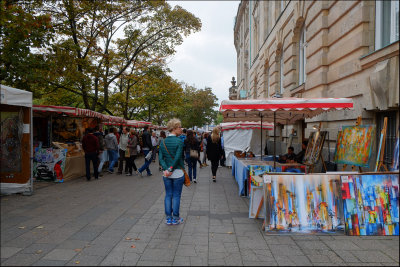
[259, 123, 399, 236]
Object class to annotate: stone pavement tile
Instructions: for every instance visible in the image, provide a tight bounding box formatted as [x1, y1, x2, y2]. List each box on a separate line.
[99, 249, 124, 266]
[36, 228, 77, 244]
[209, 218, 233, 226]
[0, 252, 43, 266]
[208, 259, 226, 265]
[323, 239, 362, 250]
[286, 255, 312, 266]
[140, 248, 176, 262]
[68, 230, 100, 242]
[294, 240, 330, 250]
[334, 250, 362, 263]
[352, 239, 392, 250]
[42, 248, 78, 261]
[180, 234, 208, 245]
[129, 224, 159, 234]
[232, 217, 254, 224]
[351, 250, 396, 263]
[291, 235, 320, 241]
[237, 236, 269, 250]
[224, 252, 243, 266]
[175, 244, 197, 257]
[136, 260, 172, 266]
[124, 232, 153, 243]
[114, 240, 148, 254]
[120, 252, 141, 266]
[0, 247, 23, 258]
[57, 239, 90, 250]
[189, 256, 208, 266]
[270, 244, 304, 256]
[209, 232, 237, 243]
[263, 235, 294, 245]
[306, 254, 332, 263]
[273, 255, 297, 266]
[146, 239, 179, 250]
[240, 248, 273, 262]
[152, 232, 181, 241]
[32, 259, 69, 266]
[346, 263, 383, 266]
[245, 260, 278, 266]
[81, 244, 114, 256]
[172, 256, 191, 266]
[382, 248, 399, 262]
[209, 224, 235, 233]
[65, 254, 104, 266]
[20, 243, 57, 254]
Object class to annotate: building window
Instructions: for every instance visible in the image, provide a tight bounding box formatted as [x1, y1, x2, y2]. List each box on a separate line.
[375, 0, 399, 50]
[299, 26, 307, 85]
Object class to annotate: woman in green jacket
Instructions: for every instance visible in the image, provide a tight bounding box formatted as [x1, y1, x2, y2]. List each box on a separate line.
[158, 118, 185, 225]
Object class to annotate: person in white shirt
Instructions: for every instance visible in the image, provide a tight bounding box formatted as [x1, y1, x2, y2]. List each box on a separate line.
[151, 131, 158, 162]
[117, 127, 129, 174]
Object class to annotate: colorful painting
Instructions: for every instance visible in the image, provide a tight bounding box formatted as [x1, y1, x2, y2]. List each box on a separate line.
[334, 125, 375, 167]
[249, 165, 273, 186]
[33, 147, 67, 182]
[263, 174, 343, 233]
[341, 174, 399, 236]
[304, 131, 327, 165]
[249, 186, 265, 219]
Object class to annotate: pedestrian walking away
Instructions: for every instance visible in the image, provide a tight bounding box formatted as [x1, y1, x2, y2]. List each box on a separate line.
[137, 125, 154, 176]
[105, 127, 119, 173]
[118, 127, 129, 174]
[201, 132, 208, 167]
[82, 127, 100, 181]
[206, 127, 223, 182]
[94, 126, 106, 176]
[184, 130, 200, 183]
[158, 118, 185, 225]
[126, 128, 139, 176]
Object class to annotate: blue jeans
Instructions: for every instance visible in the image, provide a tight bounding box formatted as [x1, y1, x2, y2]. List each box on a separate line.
[163, 176, 184, 219]
[107, 149, 118, 172]
[98, 150, 108, 172]
[185, 153, 197, 180]
[138, 149, 152, 174]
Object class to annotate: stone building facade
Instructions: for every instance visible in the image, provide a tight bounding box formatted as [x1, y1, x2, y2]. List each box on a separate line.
[233, 0, 399, 170]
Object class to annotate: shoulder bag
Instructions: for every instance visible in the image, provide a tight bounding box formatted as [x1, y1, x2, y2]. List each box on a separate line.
[163, 141, 190, 187]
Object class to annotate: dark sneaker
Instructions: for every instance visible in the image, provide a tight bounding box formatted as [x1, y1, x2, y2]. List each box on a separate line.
[147, 173, 153, 176]
[212, 177, 216, 182]
[165, 218, 172, 225]
[172, 217, 184, 225]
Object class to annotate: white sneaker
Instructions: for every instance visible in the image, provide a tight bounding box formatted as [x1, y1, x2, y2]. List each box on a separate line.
[193, 179, 197, 183]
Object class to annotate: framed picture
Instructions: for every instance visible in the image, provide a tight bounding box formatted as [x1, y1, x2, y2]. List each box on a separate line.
[249, 186, 265, 219]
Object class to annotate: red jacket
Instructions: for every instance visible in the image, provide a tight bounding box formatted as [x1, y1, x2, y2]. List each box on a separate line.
[82, 133, 100, 154]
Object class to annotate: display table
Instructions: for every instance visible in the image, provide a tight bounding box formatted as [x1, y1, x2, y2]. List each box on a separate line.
[64, 155, 93, 181]
[231, 155, 306, 196]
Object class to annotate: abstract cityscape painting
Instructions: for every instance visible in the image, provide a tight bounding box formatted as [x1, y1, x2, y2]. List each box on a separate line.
[304, 131, 327, 165]
[334, 125, 375, 167]
[263, 174, 343, 233]
[249, 165, 273, 186]
[341, 174, 399, 236]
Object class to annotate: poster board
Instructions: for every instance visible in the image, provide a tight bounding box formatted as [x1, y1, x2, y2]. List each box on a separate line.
[33, 147, 67, 182]
[263, 174, 343, 233]
[303, 131, 327, 165]
[249, 186, 265, 218]
[334, 125, 375, 167]
[341, 174, 399, 236]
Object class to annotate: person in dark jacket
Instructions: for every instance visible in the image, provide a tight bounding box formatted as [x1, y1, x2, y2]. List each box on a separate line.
[82, 128, 100, 181]
[137, 125, 154, 176]
[206, 127, 223, 182]
[184, 130, 200, 183]
[93, 126, 105, 175]
[158, 118, 185, 225]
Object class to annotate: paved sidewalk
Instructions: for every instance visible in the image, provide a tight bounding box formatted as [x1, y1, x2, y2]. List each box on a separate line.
[1, 157, 399, 266]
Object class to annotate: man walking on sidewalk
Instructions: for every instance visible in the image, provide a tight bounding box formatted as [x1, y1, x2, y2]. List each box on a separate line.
[117, 127, 129, 174]
[82, 128, 100, 181]
[137, 125, 154, 176]
[105, 127, 119, 174]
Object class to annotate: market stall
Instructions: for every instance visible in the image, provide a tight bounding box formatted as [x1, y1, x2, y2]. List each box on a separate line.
[1, 85, 33, 195]
[32, 105, 106, 181]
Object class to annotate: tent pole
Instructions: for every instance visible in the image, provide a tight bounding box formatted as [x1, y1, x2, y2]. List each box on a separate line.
[260, 113, 263, 159]
[274, 111, 276, 170]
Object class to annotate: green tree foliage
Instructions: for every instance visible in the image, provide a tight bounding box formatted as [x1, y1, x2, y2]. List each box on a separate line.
[175, 84, 219, 129]
[1, 0, 201, 117]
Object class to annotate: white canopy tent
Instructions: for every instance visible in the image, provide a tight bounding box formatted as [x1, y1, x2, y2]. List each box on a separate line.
[1, 85, 33, 195]
[220, 122, 274, 167]
[220, 97, 354, 168]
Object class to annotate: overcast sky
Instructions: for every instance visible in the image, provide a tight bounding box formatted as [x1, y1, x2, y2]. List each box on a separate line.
[167, 0, 240, 106]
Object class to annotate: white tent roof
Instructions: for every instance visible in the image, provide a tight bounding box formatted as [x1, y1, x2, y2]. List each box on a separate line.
[0, 85, 32, 107]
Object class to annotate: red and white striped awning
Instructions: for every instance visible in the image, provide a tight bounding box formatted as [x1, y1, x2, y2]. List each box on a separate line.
[33, 105, 105, 120]
[220, 98, 354, 124]
[102, 115, 126, 124]
[220, 121, 274, 131]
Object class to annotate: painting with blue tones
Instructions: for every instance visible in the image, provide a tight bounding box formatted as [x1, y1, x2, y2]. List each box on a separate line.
[341, 174, 399, 236]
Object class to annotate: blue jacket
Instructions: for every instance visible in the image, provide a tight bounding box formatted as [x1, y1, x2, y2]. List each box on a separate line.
[159, 135, 184, 171]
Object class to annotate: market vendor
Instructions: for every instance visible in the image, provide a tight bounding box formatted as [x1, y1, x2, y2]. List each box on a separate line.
[278, 146, 296, 163]
[295, 140, 308, 163]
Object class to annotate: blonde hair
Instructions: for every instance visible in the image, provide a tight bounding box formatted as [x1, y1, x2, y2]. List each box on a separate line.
[211, 127, 220, 143]
[167, 118, 181, 132]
